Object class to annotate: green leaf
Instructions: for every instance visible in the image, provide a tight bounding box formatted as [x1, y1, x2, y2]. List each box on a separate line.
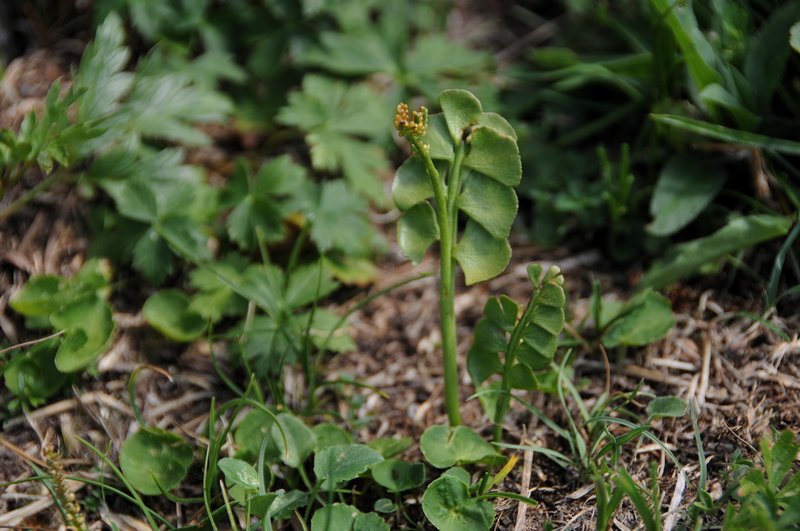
[420, 425, 497, 469]
[764, 430, 800, 491]
[312, 424, 353, 452]
[397, 202, 439, 264]
[156, 214, 211, 263]
[422, 475, 495, 531]
[649, 0, 722, 91]
[651, 114, 800, 155]
[270, 413, 315, 469]
[371, 459, 425, 492]
[132, 228, 174, 285]
[367, 436, 413, 458]
[314, 444, 384, 489]
[3, 340, 67, 404]
[142, 290, 206, 342]
[457, 170, 518, 240]
[268, 490, 308, 520]
[455, 221, 512, 285]
[439, 89, 483, 145]
[119, 428, 193, 495]
[75, 13, 133, 121]
[50, 298, 114, 372]
[10, 276, 63, 317]
[791, 22, 800, 54]
[188, 254, 248, 322]
[277, 75, 389, 203]
[603, 290, 674, 348]
[285, 262, 339, 310]
[311, 503, 390, 531]
[218, 457, 260, 490]
[648, 155, 726, 236]
[300, 31, 397, 76]
[392, 157, 434, 211]
[234, 409, 273, 461]
[311, 180, 378, 256]
[463, 126, 522, 187]
[744, 2, 800, 111]
[647, 396, 687, 419]
[640, 215, 793, 289]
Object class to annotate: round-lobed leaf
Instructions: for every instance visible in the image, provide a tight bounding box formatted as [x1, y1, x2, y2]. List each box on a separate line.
[439, 89, 482, 144]
[392, 157, 434, 211]
[9, 275, 63, 317]
[454, 220, 512, 285]
[234, 409, 274, 460]
[3, 340, 67, 404]
[50, 298, 114, 372]
[422, 475, 495, 531]
[420, 425, 497, 469]
[463, 126, 521, 187]
[143, 289, 206, 342]
[119, 428, 193, 495]
[457, 170, 518, 240]
[371, 459, 425, 492]
[314, 443, 384, 489]
[397, 202, 439, 264]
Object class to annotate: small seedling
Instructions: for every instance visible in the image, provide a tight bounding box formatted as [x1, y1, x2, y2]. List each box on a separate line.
[393, 89, 521, 425]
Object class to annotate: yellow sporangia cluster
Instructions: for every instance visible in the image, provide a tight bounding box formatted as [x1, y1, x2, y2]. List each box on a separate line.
[394, 102, 428, 139]
[44, 445, 88, 531]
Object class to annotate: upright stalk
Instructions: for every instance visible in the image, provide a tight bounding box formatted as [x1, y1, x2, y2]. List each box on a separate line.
[410, 136, 462, 426]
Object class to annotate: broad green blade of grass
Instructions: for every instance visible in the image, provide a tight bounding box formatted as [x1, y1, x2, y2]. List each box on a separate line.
[640, 214, 793, 290]
[651, 114, 800, 155]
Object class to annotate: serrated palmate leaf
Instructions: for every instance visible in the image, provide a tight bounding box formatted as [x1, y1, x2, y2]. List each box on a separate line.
[311, 180, 377, 257]
[468, 265, 565, 387]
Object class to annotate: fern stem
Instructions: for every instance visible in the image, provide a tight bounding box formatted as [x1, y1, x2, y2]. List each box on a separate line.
[411, 138, 462, 426]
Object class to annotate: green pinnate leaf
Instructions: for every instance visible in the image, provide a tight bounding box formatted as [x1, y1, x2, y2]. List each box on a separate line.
[463, 126, 522, 187]
[457, 171, 518, 240]
[392, 157, 434, 211]
[397, 203, 439, 264]
[454, 221, 511, 285]
[439, 89, 482, 144]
